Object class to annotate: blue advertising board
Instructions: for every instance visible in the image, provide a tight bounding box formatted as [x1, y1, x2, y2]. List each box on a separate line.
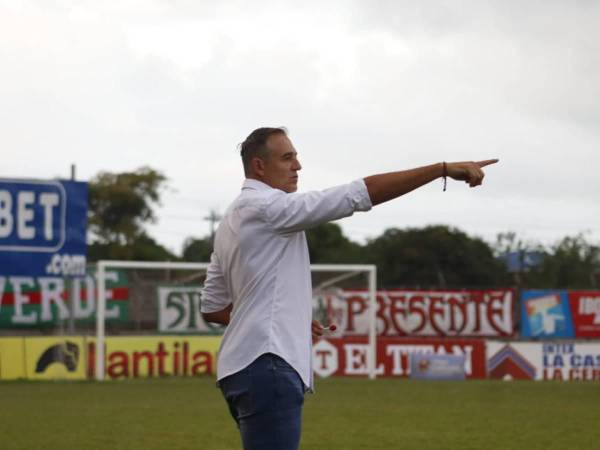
[521, 290, 575, 338]
[0, 178, 87, 277]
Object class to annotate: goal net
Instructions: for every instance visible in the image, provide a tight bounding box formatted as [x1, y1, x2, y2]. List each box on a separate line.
[93, 260, 377, 381]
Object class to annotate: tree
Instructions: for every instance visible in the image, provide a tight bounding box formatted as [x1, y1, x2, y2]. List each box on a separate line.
[364, 225, 508, 288]
[305, 223, 363, 264]
[87, 167, 176, 261]
[182, 237, 213, 262]
[528, 234, 600, 289]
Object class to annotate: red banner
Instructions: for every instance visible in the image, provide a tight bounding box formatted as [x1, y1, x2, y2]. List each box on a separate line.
[315, 289, 515, 337]
[312, 337, 486, 379]
[569, 291, 600, 338]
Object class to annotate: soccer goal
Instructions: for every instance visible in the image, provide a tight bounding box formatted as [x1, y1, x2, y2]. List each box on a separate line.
[94, 260, 377, 381]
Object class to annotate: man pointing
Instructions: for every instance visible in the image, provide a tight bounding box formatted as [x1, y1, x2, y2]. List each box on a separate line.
[201, 127, 498, 450]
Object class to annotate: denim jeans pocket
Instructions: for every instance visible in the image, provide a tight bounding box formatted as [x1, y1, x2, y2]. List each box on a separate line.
[221, 369, 253, 422]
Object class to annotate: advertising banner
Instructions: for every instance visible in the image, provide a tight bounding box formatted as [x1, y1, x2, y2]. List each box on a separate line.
[410, 353, 466, 381]
[314, 289, 514, 337]
[0, 269, 129, 327]
[568, 291, 600, 338]
[0, 337, 26, 379]
[0, 178, 87, 277]
[0, 336, 221, 380]
[23, 337, 87, 380]
[87, 336, 221, 380]
[157, 285, 225, 334]
[312, 337, 486, 379]
[520, 290, 574, 338]
[487, 341, 600, 381]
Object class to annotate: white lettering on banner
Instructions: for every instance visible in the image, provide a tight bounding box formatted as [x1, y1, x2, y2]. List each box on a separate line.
[39, 192, 59, 240]
[344, 344, 369, 375]
[17, 191, 35, 239]
[0, 190, 13, 238]
[73, 276, 96, 317]
[579, 297, 600, 324]
[39, 277, 68, 321]
[317, 289, 514, 337]
[10, 276, 36, 324]
[0, 190, 60, 241]
[312, 340, 338, 378]
[102, 270, 121, 319]
[342, 344, 385, 376]
[0, 272, 124, 324]
[386, 345, 435, 375]
[45, 254, 86, 276]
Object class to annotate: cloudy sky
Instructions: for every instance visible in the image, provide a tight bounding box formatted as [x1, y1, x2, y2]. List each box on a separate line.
[1, 0, 599, 255]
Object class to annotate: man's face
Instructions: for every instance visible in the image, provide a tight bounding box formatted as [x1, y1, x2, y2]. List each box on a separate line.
[261, 133, 302, 193]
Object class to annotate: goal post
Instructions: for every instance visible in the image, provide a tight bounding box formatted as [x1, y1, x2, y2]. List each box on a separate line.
[95, 260, 377, 381]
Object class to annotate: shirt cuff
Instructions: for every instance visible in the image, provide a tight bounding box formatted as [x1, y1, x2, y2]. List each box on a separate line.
[349, 178, 373, 212]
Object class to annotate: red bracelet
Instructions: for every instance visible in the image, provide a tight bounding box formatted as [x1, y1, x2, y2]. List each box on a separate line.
[442, 162, 447, 192]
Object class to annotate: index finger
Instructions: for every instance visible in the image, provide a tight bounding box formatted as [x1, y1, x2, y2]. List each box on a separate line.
[476, 159, 499, 168]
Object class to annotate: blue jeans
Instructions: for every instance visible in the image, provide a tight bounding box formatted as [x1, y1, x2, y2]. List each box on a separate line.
[219, 353, 305, 450]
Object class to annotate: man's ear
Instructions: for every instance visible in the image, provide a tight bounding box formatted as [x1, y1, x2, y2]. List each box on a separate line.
[250, 157, 265, 177]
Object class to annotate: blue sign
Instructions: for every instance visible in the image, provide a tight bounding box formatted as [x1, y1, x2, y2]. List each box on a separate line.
[521, 290, 574, 338]
[410, 353, 466, 380]
[0, 178, 87, 276]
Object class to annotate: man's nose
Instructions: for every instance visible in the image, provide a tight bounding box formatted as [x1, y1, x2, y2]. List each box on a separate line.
[294, 159, 302, 171]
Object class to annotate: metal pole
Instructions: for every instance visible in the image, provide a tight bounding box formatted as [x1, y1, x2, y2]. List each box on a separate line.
[95, 262, 106, 381]
[368, 267, 377, 380]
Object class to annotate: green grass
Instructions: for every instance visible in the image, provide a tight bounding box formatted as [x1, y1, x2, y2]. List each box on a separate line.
[1, 377, 599, 450]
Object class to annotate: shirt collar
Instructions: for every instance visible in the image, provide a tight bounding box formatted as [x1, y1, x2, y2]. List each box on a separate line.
[242, 179, 275, 191]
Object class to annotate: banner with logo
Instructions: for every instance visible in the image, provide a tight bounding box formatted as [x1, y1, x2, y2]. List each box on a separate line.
[86, 336, 221, 380]
[157, 285, 225, 334]
[312, 337, 486, 379]
[0, 178, 87, 277]
[487, 341, 600, 381]
[313, 289, 514, 337]
[0, 269, 129, 327]
[520, 290, 600, 339]
[23, 336, 87, 380]
[0, 336, 220, 380]
[568, 291, 600, 338]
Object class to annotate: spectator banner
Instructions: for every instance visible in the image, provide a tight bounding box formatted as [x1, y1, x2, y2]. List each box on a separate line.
[568, 291, 600, 338]
[312, 337, 486, 379]
[0, 178, 87, 277]
[314, 289, 514, 337]
[157, 285, 225, 334]
[487, 341, 600, 381]
[0, 269, 129, 327]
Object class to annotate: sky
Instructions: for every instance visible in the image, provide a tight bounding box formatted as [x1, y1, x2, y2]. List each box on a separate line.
[1, 0, 599, 256]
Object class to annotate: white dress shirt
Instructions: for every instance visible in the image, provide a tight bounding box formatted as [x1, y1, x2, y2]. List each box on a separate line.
[200, 178, 372, 390]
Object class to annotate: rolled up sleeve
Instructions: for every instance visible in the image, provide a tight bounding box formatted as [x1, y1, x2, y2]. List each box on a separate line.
[201, 253, 231, 313]
[264, 179, 372, 234]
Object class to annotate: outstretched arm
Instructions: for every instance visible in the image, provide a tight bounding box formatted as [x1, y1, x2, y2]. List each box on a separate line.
[363, 159, 499, 206]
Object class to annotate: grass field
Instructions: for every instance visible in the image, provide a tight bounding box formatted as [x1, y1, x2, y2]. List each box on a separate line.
[1, 377, 599, 450]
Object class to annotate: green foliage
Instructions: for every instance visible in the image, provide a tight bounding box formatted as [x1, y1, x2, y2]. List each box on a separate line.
[305, 223, 362, 263]
[181, 237, 213, 262]
[526, 234, 600, 289]
[88, 232, 177, 262]
[87, 167, 175, 261]
[363, 225, 508, 288]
